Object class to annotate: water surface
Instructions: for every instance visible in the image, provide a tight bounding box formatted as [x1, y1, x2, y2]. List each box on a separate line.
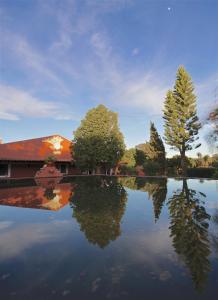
[0, 176, 217, 299]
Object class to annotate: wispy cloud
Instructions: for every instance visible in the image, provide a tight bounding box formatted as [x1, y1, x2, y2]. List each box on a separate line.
[0, 84, 74, 121]
[0, 0, 169, 117]
[117, 75, 168, 113]
[88, 31, 169, 114]
[1, 31, 71, 96]
[0, 0, 216, 123]
[0, 220, 74, 261]
[195, 73, 218, 120]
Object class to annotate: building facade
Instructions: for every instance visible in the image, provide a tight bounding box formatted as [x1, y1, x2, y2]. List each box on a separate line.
[0, 135, 80, 179]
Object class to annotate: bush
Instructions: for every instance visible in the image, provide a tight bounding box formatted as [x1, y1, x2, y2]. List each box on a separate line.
[212, 169, 218, 179]
[212, 160, 218, 168]
[135, 149, 146, 166]
[143, 161, 160, 176]
[187, 167, 216, 178]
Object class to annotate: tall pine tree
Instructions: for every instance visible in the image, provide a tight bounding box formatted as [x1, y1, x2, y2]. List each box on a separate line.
[163, 66, 201, 176]
[149, 122, 166, 172]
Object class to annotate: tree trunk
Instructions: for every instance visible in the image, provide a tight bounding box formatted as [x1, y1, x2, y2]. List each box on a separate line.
[180, 150, 187, 177]
[114, 165, 119, 176]
[182, 179, 189, 200]
[96, 166, 101, 175]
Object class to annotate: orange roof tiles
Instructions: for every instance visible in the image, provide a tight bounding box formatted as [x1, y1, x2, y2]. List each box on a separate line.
[0, 135, 73, 162]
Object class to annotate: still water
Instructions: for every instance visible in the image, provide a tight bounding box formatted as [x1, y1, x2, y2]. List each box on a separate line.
[0, 176, 217, 299]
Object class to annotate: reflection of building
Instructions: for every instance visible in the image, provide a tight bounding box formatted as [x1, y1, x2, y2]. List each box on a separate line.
[0, 181, 74, 211]
[0, 135, 80, 178]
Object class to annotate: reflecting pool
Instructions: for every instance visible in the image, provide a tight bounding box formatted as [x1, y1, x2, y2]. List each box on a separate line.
[0, 176, 217, 299]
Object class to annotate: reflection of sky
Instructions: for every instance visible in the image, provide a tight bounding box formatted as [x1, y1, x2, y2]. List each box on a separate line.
[0, 179, 218, 299]
[0, 220, 76, 260]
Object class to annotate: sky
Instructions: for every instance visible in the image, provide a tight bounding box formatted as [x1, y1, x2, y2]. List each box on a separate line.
[0, 0, 218, 157]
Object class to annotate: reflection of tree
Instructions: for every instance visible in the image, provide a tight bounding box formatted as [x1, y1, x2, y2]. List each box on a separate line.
[168, 179, 211, 292]
[140, 178, 167, 222]
[211, 209, 218, 256]
[118, 177, 138, 190]
[70, 177, 127, 248]
[120, 177, 167, 221]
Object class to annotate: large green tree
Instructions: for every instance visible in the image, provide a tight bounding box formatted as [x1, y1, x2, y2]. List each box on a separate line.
[163, 66, 201, 176]
[73, 105, 125, 173]
[122, 148, 136, 167]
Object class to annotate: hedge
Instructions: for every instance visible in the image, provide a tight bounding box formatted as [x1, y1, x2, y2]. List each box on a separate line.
[187, 167, 216, 178]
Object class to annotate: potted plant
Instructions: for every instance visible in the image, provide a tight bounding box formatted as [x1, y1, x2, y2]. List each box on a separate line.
[45, 156, 57, 167]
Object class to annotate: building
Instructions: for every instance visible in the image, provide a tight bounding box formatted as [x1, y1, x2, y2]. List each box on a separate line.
[0, 135, 80, 179]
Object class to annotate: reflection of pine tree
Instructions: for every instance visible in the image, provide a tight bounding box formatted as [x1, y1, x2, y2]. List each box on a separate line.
[136, 178, 167, 222]
[211, 209, 218, 255]
[149, 179, 167, 222]
[168, 179, 211, 292]
[120, 177, 167, 221]
[70, 177, 127, 248]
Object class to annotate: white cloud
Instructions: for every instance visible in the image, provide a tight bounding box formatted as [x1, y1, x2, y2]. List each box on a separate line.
[1, 1, 216, 122]
[89, 32, 169, 114]
[195, 73, 218, 120]
[0, 221, 14, 230]
[0, 220, 74, 261]
[91, 32, 112, 58]
[0, 112, 19, 121]
[115, 74, 168, 113]
[1, 31, 72, 96]
[0, 84, 74, 121]
[1, 2, 169, 117]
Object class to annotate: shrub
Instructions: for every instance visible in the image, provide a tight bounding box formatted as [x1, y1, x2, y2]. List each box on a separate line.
[212, 160, 218, 168]
[143, 161, 160, 176]
[135, 149, 146, 166]
[187, 167, 215, 178]
[212, 169, 218, 179]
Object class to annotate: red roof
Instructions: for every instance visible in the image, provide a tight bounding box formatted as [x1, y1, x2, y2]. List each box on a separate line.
[0, 135, 73, 162]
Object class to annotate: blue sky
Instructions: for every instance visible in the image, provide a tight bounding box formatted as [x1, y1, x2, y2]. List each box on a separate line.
[0, 0, 218, 156]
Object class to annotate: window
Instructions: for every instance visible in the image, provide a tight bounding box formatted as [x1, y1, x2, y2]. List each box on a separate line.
[58, 164, 68, 174]
[0, 163, 10, 177]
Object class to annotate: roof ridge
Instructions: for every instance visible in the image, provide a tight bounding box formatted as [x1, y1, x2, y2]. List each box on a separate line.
[1, 134, 70, 145]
